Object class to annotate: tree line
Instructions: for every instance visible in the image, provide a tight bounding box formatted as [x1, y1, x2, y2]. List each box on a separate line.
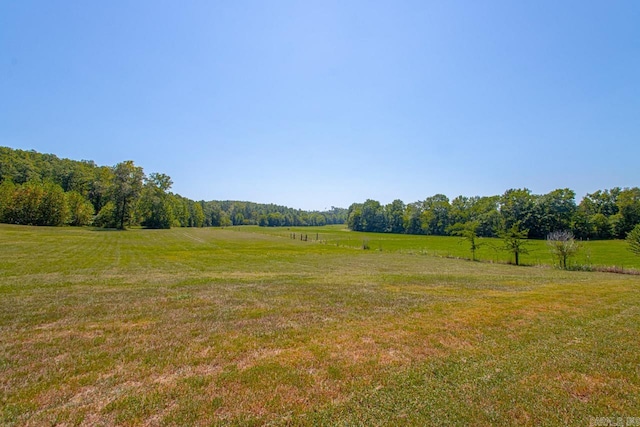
[3, 147, 637, 239]
[0, 147, 347, 229]
[347, 187, 640, 240]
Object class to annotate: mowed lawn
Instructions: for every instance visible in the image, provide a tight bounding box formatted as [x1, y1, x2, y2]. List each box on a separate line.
[246, 224, 640, 270]
[1, 224, 639, 426]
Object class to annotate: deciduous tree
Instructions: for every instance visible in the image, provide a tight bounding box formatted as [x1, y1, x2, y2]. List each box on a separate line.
[66, 191, 94, 226]
[421, 194, 451, 235]
[111, 161, 144, 229]
[385, 199, 405, 233]
[138, 173, 174, 229]
[499, 223, 530, 266]
[533, 189, 577, 238]
[500, 189, 536, 235]
[449, 221, 482, 261]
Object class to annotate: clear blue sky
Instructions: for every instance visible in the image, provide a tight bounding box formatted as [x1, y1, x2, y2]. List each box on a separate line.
[1, 1, 639, 210]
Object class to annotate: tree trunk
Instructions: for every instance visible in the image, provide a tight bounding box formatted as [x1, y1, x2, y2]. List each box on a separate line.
[119, 197, 127, 229]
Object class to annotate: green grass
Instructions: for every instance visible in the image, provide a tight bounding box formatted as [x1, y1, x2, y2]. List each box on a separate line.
[1, 224, 639, 425]
[247, 224, 640, 270]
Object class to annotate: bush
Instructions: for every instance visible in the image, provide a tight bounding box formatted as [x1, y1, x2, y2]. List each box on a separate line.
[66, 191, 95, 226]
[547, 230, 580, 270]
[93, 202, 118, 228]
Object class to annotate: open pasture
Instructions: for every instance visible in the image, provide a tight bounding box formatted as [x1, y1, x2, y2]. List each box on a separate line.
[1, 224, 639, 425]
[247, 224, 640, 270]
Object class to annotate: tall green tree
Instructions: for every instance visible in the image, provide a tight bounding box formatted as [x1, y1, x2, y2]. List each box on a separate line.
[266, 212, 284, 227]
[66, 191, 94, 226]
[0, 179, 16, 223]
[233, 212, 245, 226]
[499, 188, 536, 235]
[614, 187, 640, 238]
[571, 209, 593, 240]
[473, 196, 501, 237]
[579, 188, 620, 217]
[451, 195, 500, 237]
[189, 201, 205, 227]
[498, 223, 530, 266]
[139, 173, 174, 229]
[88, 166, 114, 213]
[3, 181, 67, 226]
[449, 221, 482, 261]
[403, 202, 423, 235]
[421, 194, 451, 235]
[449, 196, 472, 226]
[590, 213, 612, 239]
[361, 199, 385, 232]
[385, 199, 405, 233]
[38, 181, 68, 226]
[9, 181, 44, 225]
[347, 203, 364, 231]
[111, 161, 144, 229]
[532, 189, 577, 238]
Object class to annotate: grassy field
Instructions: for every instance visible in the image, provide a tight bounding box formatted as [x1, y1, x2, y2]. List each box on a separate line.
[246, 224, 640, 270]
[1, 224, 639, 426]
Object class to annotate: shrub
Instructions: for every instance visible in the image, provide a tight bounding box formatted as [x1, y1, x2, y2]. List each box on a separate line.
[547, 230, 580, 270]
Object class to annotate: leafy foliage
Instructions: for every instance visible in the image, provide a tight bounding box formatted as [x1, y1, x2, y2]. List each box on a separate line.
[0, 147, 347, 229]
[111, 161, 144, 229]
[498, 223, 530, 265]
[627, 224, 640, 256]
[66, 191, 94, 226]
[346, 187, 640, 242]
[1, 146, 639, 237]
[448, 221, 482, 261]
[92, 201, 118, 228]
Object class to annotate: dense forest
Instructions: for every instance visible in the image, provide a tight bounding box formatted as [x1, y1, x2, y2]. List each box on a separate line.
[347, 187, 640, 240]
[0, 147, 347, 229]
[2, 146, 638, 240]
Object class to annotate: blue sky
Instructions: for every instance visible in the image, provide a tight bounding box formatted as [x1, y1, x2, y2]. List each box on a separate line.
[1, 1, 639, 210]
